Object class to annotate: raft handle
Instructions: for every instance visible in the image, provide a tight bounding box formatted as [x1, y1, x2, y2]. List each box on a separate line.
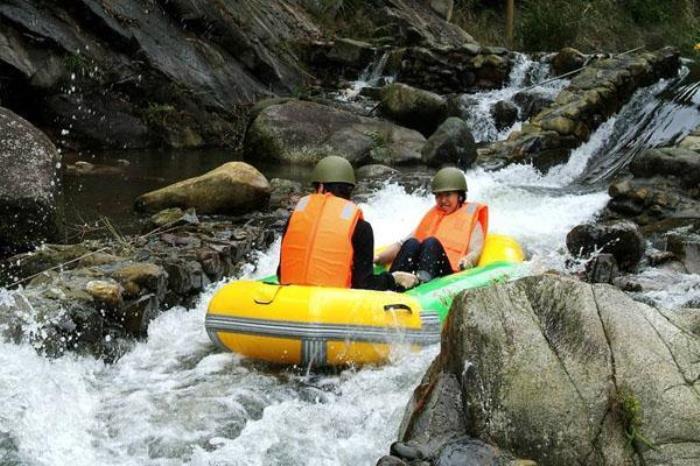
[384, 303, 412, 313]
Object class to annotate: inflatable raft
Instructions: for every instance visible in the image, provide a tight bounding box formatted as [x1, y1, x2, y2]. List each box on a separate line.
[205, 234, 524, 366]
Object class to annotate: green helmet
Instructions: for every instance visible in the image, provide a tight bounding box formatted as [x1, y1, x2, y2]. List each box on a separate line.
[431, 167, 467, 193]
[311, 156, 356, 186]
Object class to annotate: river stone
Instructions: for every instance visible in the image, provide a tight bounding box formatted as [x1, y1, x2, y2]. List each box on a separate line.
[85, 280, 124, 307]
[357, 164, 400, 180]
[0, 107, 61, 253]
[566, 220, 644, 272]
[134, 162, 270, 214]
[630, 147, 700, 189]
[421, 117, 477, 168]
[327, 38, 375, 67]
[666, 231, 700, 274]
[245, 100, 425, 165]
[400, 275, 700, 465]
[491, 101, 518, 130]
[429, 0, 454, 21]
[379, 83, 448, 136]
[551, 47, 587, 75]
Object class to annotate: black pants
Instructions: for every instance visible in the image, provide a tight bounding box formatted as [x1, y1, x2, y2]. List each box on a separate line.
[389, 237, 453, 281]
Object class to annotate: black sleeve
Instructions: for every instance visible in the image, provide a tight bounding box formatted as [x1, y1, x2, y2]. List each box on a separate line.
[276, 216, 291, 281]
[351, 219, 397, 291]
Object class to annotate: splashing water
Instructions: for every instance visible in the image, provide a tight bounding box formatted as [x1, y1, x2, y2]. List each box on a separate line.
[463, 53, 568, 143]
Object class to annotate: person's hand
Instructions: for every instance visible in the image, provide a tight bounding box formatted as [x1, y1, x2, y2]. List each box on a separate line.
[373, 254, 381, 265]
[458, 255, 476, 270]
[392, 271, 419, 290]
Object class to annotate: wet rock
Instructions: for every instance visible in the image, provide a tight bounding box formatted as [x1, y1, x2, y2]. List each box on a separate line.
[149, 208, 199, 229]
[399, 275, 700, 465]
[245, 99, 425, 165]
[85, 280, 124, 307]
[0, 244, 91, 286]
[357, 164, 400, 180]
[491, 101, 518, 131]
[111, 262, 167, 299]
[630, 147, 700, 189]
[134, 162, 271, 215]
[429, 0, 454, 21]
[566, 220, 644, 272]
[46, 94, 150, 150]
[326, 38, 376, 67]
[421, 117, 477, 168]
[666, 230, 700, 274]
[435, 436, 523, 466]
[269, 178, 303, 211]
[66, 160, 125, 176]
[512, 91, 553, 120]
[376, 455, 408, 466]
[379, 83, 448, 136]
[0, 107, 62, 255]
[584, 253, 618, 284]
[399, 361, 466, 456]
[551, 47, 587, 75]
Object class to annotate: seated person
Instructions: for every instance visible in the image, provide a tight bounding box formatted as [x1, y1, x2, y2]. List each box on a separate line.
[374, 167, 488, 290]
[278, 156, 410, 291]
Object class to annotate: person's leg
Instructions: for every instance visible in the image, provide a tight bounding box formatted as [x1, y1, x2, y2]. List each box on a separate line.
[389, 238, 421, 273]
[415, 237, 453, 281]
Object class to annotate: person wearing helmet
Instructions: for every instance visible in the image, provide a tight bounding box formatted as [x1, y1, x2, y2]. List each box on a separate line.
[278, 156, 404, 291]
[374, 167, 488, 289]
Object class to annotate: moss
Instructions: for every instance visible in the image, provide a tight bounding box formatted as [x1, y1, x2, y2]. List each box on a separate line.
[616, 385, 657, 452]
[63, 53, 91, 76]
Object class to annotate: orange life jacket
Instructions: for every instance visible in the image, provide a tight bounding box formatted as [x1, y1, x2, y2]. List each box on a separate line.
[280, 193, 363, 287]
[413, 202, 488, 272]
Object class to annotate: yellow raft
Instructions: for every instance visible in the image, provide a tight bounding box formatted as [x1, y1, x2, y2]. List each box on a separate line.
[206, 234, 524, 366]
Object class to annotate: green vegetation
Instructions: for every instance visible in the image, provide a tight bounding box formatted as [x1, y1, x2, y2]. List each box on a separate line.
[142, 103, 176, 127]
[452, 0, 699, 54]
[63, 53, 91, 76]
[616, 385, 657, 452]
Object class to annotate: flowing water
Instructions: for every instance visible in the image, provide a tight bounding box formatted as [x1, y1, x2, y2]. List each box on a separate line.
[2, 55, 700, 465]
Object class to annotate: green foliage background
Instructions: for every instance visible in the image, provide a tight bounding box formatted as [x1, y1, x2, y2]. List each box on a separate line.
[452, 0, 699, 53]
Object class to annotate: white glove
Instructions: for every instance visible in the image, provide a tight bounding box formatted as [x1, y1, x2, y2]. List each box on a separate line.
[392, 271, 419, 290]
[458, 255, 476, 270]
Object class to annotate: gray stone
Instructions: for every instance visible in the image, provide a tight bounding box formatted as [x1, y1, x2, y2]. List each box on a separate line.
[135, 162, 271, 215]
[357, 164, 400, 180]
[0, 107, 61, 253]
[245, 99, 425, 166]
[380, 83, 448, 136]
[491, 101, 518, 130]
[421, 117, 477, 168]
[327, 38, 375, 67]
[566, 220, 645, 272]
[401, 275, 700, 465]
[551, 47, 587, 75]
[429, 0, 454, 21]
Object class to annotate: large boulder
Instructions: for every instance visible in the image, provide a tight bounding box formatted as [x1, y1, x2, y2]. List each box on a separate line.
[134, 162, 270, 214]
[566, 220, 645, 272]
[379, 82, 448, 136]
[421, 117, 477, 168]
[399, 275, 700, 465]
[0, 107, 61, 254]
[245, 100, 425, 165]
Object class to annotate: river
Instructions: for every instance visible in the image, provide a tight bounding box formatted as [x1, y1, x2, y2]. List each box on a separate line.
[1, 55, 699, 465]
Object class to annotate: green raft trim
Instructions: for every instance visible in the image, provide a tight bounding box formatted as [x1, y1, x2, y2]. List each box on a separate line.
[258, 260, 524, 324]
